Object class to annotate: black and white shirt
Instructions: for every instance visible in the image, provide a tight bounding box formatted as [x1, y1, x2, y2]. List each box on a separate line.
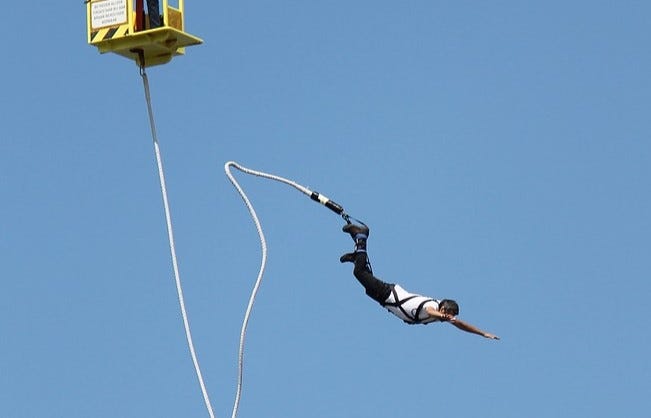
[382, 284, 441, 325]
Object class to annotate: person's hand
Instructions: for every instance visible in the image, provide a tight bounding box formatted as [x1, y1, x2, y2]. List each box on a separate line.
[483, 332, 500, 340]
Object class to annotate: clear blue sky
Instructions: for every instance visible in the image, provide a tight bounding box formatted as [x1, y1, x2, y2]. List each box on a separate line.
[2, 1, 650, 417]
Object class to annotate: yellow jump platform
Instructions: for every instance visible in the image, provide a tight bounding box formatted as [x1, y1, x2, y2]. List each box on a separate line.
[87, 0, 202, 67]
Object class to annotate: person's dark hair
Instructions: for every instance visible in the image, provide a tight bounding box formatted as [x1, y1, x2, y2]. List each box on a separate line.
[439, 299, 459, 316]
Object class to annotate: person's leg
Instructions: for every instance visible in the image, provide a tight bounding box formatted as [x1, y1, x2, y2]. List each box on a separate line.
[146, 0, 162, 28]
[340, 224, 392, 304]
[351, 252, 392, 304]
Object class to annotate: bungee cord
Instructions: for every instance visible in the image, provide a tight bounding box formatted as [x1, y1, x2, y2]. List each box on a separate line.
[139, 63, 216, 418]
[137, 65, 362, 418]
[224, 161, 360, 418]
[139, 60, 357, 418]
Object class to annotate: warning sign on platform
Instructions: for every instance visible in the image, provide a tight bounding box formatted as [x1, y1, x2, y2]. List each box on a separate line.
[91, 0, 128, 29]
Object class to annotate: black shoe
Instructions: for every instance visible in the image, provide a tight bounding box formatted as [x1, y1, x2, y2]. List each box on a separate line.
[342, 223, 369, 238]
[339, 252, 357, 263]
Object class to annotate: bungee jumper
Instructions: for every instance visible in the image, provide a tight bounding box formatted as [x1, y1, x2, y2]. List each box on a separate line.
[224, 162, 500, 418]
[340, 223, 500, 340]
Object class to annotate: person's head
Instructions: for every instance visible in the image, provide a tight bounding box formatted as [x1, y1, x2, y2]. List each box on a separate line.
[439, 299, 459, 316]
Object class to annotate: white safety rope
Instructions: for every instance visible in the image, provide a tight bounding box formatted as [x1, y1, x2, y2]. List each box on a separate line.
[140, 67, 215, 418]
[224, 161, 317, 418]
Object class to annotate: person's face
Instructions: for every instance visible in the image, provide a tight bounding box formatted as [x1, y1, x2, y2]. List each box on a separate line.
[439, 306, 456, 318]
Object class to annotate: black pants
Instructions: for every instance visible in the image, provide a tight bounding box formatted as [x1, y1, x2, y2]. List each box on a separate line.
[146, 0, 162, 28]
[352, 252, 393, 305]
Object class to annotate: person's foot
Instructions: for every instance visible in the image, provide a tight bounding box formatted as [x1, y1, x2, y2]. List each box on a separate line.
[342, 223, 369, 239]
[339, 252, 357, 263]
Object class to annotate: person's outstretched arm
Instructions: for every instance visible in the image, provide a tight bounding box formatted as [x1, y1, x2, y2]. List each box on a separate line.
[449, 317, 500, 340]
[425, 306, 499, 340]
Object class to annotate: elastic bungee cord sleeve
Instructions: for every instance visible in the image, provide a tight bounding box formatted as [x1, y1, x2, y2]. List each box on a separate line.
[224, 161, 354, 418]
[140, 67, 215, 418]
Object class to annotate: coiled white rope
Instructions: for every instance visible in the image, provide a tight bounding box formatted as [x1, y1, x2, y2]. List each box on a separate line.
[140, 68, 215, 418]
[224, 161, 315, 418]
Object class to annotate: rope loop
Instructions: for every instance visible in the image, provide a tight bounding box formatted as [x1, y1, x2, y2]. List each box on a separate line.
[224, 161, 363, 418]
